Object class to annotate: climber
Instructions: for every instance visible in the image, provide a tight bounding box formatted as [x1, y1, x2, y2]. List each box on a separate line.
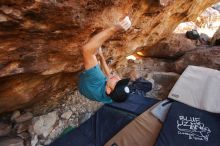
[79, 16, 132, 103]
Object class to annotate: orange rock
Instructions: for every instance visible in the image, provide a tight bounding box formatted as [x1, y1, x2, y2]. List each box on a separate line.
[0, 0, 218, 114]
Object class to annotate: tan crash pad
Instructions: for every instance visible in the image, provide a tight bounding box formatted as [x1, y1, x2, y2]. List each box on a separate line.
[169, 65, 220, 113]
[105, 104, 162, 146]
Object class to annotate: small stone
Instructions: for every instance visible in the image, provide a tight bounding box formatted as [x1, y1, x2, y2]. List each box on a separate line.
[11, 110, 21, 121]
[24, 140, 31, 146]
[71, 107, 77, 112]
[78, 113, 92, 124]
[16, 121, 30, 134]
[44, 139, 52, 145]
[48, 120, 64, 140]
[32, 111, 57, 138]
[61, 110, 72, 120]
[31, 135, 38, 146]
[38, 139, 45, 143]
[15, 112, 33, 123]
[28, 125, 34, 136]
[17, 132, 30, 140]
[0, 122, 12, 136]
[68, 116, 78, 127]
[0, 137, 24, 146]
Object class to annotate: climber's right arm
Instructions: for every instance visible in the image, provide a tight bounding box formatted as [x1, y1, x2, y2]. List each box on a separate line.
[81, 16, 131, 70]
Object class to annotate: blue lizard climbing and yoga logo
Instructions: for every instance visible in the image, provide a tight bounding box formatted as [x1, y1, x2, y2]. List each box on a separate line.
[177, 116, 211, 141]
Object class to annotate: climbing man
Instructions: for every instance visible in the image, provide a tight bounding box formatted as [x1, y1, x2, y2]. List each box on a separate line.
[79, 16, 132, 103]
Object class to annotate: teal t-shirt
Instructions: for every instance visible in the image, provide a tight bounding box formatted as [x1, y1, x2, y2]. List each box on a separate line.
[79, 65, 112, 103]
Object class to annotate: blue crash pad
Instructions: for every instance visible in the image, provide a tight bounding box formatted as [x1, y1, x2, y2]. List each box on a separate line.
[154, 102, 220, 146]
[50, 94, 158, 146]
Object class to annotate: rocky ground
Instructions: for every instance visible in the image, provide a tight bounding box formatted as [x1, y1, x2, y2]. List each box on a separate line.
[0, 91, 102, 146]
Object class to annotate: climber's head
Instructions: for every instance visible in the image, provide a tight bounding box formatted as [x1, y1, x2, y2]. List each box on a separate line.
[106, 76, 130, 102]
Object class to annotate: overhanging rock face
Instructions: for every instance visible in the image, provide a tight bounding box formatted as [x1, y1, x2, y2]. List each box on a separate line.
[0, 0, 218, 113]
